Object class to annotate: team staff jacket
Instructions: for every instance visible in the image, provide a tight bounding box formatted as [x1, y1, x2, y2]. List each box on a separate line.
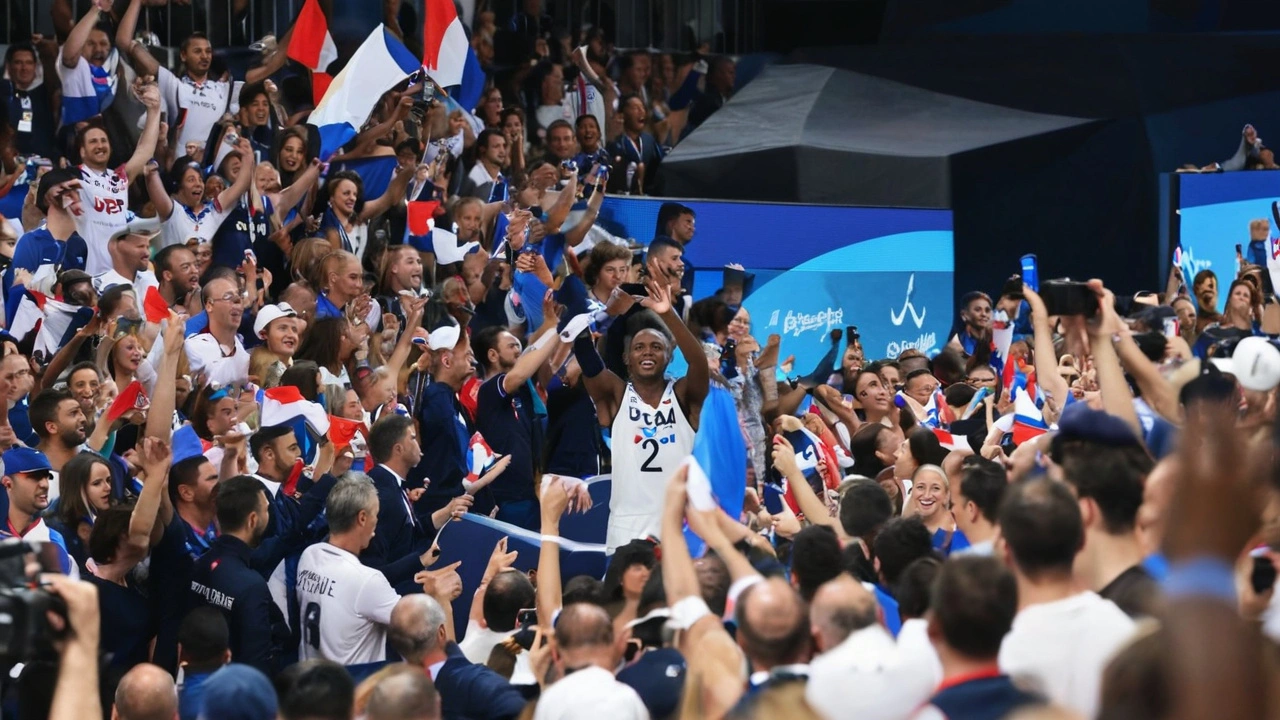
[189, 534, 288, 675]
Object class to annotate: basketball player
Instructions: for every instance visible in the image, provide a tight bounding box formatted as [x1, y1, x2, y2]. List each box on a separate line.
[572, 280, 709, 551]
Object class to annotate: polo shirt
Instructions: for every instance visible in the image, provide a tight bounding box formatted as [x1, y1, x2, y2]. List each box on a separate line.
[475, 374, 541, 505]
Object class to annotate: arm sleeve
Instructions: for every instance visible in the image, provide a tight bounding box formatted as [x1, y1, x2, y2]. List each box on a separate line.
[354, 572, 402, 625]
[234, 581, 276, 674]
[156, 66, 179, 124]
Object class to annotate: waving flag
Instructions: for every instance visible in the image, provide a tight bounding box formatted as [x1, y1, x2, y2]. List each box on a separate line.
[991, 309, 1013, 380]
[9, 289, 96, 360]
[327, 415, 366, 450]
[143, 286, 170, 324]
[932, 427, 971, 452]
[457, 47, 486, 112]
[106, 381, 149, 425]
[423, 226, 479, 265]
[921, 387, 955, 429]
[423, 0, 469, 87]
[685, 384, 748, 555]
[260, 385, 331, 435]
[466, 432, 496, 482]
[288, 0, 340, 105]
[407, 200, 440, 236]
[1011, 387, 1049, 445]
[308, 26, 421, 160]
[961, 386, 991, 420]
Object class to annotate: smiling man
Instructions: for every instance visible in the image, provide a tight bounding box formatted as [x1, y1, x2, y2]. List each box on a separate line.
[3, 167, 91, 297]
[0, 447, 78, 576]
[187, 276, 252, 386]
[30, 388, 89, 493]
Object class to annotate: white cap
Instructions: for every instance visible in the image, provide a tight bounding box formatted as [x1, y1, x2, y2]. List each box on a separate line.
[254, 302, 298, 338]
[427, 324, 461, 351]
[109, 214, 162, 241]
[1222, 336, 1280, 391]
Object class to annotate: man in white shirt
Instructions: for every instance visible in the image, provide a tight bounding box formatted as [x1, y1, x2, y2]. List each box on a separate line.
[533, 603, 649, 720]
[186, 276, 251, 386]
[93, 216, 160, 297]
[997, 478, 1135, 719]
[117, 0, 234, 149]
[461, 130, 507, 201]
[56, 2, 119, 125]
[296, 477, 401, 665]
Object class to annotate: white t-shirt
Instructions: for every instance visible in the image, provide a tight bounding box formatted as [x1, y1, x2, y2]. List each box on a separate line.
[185, 331, 250, 386]
[806, 623, 937, 720]
[459, 619, 535, 684]
[999, 591, 1136, 719]
[160, 198, 234, 248]
[93, 268, 158, 298]
[76, 164, 131, 275]
[533, 665, 648, 720]
[157, 67, 234, 149]
[296, 543, 400, 665]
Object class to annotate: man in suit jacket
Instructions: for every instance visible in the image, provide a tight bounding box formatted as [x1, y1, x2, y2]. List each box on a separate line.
[390, 593, 528, 720]
[362, 415, 475, 594]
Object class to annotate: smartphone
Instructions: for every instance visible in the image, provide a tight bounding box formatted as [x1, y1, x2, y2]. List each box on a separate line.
[1251, 552, 1277, 595]
[1020, 254, 1040, 293]
[1040, 279, 1097, 318]
[517, 608, 538, 627]
[115, 316, 144, 338]
[1162, 317, 1180, 339]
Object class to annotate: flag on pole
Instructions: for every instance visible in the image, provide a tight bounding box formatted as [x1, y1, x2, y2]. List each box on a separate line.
[466, 432, 497, 482]
[287, 0, 340, 105]
[456, 46, 486, 111]
[1011, 387, 1049, 445]
[308, 25, 422, 160]
[422, 0, 469, 87]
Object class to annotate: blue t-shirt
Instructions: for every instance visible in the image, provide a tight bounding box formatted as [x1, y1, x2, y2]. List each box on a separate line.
[475, 374, 541, 505]
[3, 226, 90, 299]
[933, 527, 970, 556]
[211, 195, 273, 270]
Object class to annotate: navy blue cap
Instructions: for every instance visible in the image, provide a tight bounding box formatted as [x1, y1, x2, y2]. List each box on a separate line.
[2, 447, 52, 476]
[616, 647, 686, 719]
[1055, 403, 1142, 448]
[199, 664, 277, 720]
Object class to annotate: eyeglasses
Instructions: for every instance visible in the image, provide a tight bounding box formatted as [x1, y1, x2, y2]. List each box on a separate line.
[212, 292, 244, 306]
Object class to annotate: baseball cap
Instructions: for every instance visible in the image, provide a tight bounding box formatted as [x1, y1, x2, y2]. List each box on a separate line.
[253, 302, 297, 339]
[36, 167, 80, 214]
[428, 323, 461, 351]
[1213, 336, 1280, 392]
[109, 215, 162, 242]
[2, 447, 52, 477]
[199, 664, 278, 720]
[616, 647, 687, 719]
[1054, 404, 1142, 449]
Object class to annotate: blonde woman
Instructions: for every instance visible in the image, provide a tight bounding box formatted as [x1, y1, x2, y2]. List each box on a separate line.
[905, 464, 970, 556]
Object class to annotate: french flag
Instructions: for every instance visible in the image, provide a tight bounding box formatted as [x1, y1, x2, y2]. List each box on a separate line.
[9, 290, 95, 359]
[423, 0, 469, 88]
[466, 432, 497, 482]
[1011, 387, 1049, 445]
[932, 427, 970, 452]
[921, 387, 955, 429]
[287, 0, 340, 106]
[259, 385, 331, 462]
[991, 308, 1014, 381]
[308, 25, 421, 160]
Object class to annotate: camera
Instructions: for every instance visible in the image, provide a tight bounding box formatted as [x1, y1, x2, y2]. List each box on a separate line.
[1040, 279, 1098, 318]
[0, 539, 68, 670]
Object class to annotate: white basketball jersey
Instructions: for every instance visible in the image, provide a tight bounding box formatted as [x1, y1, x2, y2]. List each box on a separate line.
[76, 164, 130, 275]
[607, 381, 695, 552]
[296, 543, 400, 665]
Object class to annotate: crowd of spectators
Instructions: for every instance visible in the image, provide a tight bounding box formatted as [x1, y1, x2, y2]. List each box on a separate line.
[0, 1, 1275, 720]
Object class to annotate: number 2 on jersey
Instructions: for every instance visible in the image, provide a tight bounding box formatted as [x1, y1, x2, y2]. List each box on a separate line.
[640, 438, 662, 472]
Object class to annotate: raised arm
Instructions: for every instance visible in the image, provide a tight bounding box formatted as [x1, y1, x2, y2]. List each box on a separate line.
[541, 175, 577, 233]
[1022, 285, 1069, 405]
[143, 158, 174, 220]
[562, 176, 605, 248]
[114, 0, 161, 77]
[245, 27, 293, 85]
[125, 81, 164, 183]
[274, 159, 322, 214]
[536, 477, 569, 627]
[501, 291, 565, 394]
[359, 163, 414, 222]
[63, 2, 107, 69]
[770, 433, 843, 536]
[127, 436, 173, 554]
[1087, 280, 1144, 440]
[644, 281, 709, 425]
[216, 138, 256, 211]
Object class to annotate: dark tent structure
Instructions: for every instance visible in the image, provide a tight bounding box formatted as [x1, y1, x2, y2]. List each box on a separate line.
[661, 64, 1094, 208]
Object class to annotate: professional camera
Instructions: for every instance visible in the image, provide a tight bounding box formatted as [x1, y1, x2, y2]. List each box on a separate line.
[0, 539, 68, 670]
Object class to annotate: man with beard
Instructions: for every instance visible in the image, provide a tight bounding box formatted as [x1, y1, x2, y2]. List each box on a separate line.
[188, 474, 284, 675]
[156, 244, 201, 311]
[118, 0, 233, 150]
[57, 2, 121, 125]
[0, 447, 78, 575]
[187, 276, 252, 386]
[1192, 269, 1221, 335]
[94, 217, 161, 296]
[29, 388, 88, 493]
[378, 245, 426, 328]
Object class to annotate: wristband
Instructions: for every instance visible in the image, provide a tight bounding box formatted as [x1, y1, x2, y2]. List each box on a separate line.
[727, 575, 764, 607]
[670, 596, 712, 630]
[574, 332, 605, 378]
[540, 534, 564, 545]
[1163, 556, 1237, 605]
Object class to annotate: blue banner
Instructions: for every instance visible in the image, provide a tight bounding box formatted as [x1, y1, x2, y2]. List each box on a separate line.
[595, 196, 955, 371]
[1176, 172, 1280, 311]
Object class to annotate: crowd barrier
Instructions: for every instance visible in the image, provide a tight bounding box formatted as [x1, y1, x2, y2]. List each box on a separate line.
[1164, 170, 1280, 311]
[596, 195, 956, 369]
[434, 510, 610, 637]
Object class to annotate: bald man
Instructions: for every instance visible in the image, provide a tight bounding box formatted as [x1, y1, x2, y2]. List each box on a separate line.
[809, 576, 878, 654]
[113, 663, 179, 720]
[732, 577, 812, 714]
[366, 669, 441, 720]
[533, 603, 647, 720]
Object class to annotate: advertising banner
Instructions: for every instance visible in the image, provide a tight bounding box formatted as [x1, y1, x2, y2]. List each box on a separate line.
[1176, 172, 1280, 310]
